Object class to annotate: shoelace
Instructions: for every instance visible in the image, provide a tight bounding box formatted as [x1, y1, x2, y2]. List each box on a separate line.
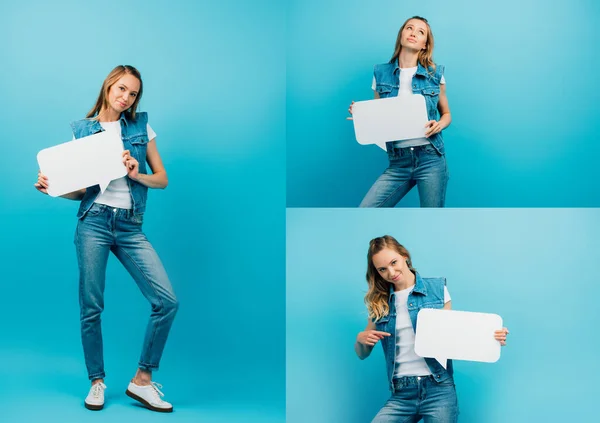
[150, 382, 167, 403]
[91, 383, 106, 398]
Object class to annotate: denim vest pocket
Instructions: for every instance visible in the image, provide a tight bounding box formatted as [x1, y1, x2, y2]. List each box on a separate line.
[125, 135, 149, 173]
[420, 300, 444, 309]
[375, 84, 394, 98]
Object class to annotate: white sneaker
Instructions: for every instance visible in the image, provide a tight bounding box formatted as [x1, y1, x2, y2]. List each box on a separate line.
[126, 381, 173, 412]
[84, 382, 106, 410]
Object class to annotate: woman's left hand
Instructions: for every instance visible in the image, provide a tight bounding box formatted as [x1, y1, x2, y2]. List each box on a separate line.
[424, 120, 443, 138]
[494, 327, 509, 346]
[123, 150, 139, 180]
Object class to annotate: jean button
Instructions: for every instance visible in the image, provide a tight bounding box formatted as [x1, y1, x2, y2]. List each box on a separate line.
[113, 208, 117, 213]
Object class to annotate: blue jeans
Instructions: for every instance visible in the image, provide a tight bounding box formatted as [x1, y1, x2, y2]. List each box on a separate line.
[360, 144, 449, 207]
[74, 203, 178, 380]
[372, 376, 459, 423]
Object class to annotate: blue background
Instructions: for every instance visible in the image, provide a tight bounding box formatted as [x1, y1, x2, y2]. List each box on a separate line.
[287, 0, 600, 207]
[287, 208, 600, 422]
[0, 1, 285, 422]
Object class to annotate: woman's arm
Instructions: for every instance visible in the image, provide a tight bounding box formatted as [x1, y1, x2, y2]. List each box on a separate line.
[355, 319, 390, 360]
[124, 138, 168, 189]
[436, 84, 451, 130]
[34, 171, 86, 200]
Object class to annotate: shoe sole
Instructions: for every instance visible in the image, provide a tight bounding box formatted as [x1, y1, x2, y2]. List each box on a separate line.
[126, 389, 173, 413]
[84, 402, 103, 411]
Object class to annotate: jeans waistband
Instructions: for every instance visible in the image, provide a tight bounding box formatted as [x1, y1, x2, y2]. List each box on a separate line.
[392, 375, 435, 390]
[89, 203, 135, 218]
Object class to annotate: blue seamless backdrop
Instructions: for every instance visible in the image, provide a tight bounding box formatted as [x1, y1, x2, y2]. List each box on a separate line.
[287, 0, 600, 207]
[287, 208, 600, 422]
[0, 1, 285, 422]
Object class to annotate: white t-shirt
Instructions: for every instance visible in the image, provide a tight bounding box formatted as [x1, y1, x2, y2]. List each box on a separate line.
[372, 66, 446, 149]
[391, 284, 451, 378]
[75, 122, 156, 210]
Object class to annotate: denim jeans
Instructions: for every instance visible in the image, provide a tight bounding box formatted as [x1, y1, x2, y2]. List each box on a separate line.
[74, 203, 178, 380]
[371, 376, 459, 423]
[360, 144, 448, 208]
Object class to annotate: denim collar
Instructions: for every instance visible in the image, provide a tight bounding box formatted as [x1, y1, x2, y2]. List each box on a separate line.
[393, 60, 429, 77]
[388, 271, 428, 301]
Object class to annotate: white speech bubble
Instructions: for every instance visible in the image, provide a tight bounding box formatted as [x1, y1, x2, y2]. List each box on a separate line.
[37, 130, 126, 197]
[414, 309, 503, 369]
[352, 94, 429, 150]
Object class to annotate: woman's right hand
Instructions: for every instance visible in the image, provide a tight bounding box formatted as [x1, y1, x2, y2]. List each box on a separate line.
[34, 170, 49, 195]
[356, 329, 391, 346]
[346, 101, 355, 120]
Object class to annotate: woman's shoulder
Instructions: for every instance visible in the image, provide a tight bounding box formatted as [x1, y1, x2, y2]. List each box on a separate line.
[373, 62, 396, 73]
[421, 276, 447, 288]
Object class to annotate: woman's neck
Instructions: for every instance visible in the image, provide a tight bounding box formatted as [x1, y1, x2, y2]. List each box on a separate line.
[97, 108, 120, 123]
[393, 271, 416, 291]
[398, 49, 419, 69]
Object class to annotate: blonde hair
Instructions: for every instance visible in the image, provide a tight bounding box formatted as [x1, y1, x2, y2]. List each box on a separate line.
[86, 65, 143, 120]
[365, 235, 416, 321]
[390, 16, 436, 73]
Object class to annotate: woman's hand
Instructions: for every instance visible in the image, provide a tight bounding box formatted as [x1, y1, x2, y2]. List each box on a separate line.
[34, 170, 49, 195]
[494, 327, 509, 346]
[123, 150, 139, 180]
[424, 120, 443, 137]
[356, 329, 391, 347]
[346, 101, 355, 120]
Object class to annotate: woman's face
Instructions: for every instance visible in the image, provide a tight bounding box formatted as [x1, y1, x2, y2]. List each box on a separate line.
[372, 247, 412, 286]
[400, 19, 428, 52]
[106, 73, 140, 114]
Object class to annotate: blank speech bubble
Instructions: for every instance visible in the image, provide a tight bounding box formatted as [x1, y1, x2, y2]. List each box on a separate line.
[414, 309, 503, 369]
[352, 94, 429, 150]
[37, 130, 126, 197]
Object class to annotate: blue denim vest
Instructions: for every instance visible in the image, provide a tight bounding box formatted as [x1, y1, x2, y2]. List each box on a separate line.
[373, 61, 445, 155]
[70, 112, 150, 218]
[374, 272, 454, 392]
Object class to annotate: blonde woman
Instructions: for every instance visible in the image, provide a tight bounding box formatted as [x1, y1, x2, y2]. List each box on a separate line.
[355, 236, 508, 422]
[35, 65, 178, 413]
[349, 17, 451, 207]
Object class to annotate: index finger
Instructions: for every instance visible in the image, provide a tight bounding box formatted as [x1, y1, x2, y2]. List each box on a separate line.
[372, 331, 391, 336]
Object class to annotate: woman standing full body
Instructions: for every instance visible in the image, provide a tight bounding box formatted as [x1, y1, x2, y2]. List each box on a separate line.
[35, 65, 178, 412]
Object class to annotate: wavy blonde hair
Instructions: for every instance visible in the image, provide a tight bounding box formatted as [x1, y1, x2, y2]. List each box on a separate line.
[389, 16, 435, 73]
[86, 65, 143, 120]
[365, 235, 416, 321]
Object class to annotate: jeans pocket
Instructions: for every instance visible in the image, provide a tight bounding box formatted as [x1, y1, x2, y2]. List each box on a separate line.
[422, 144, 440, 156]
[129, 213, 144, 225]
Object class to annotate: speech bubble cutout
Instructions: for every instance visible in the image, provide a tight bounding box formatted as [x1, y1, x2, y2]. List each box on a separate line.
[352, 94, 429, 150]
[37, 130, 126, 197]
[414, 309, 503, 369]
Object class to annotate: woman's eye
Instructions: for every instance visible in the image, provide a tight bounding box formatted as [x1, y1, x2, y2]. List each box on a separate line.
[391, 260, 397, 265]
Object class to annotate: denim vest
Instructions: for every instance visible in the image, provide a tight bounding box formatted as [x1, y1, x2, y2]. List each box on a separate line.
[70, 112, 150, 218]
[374, 272, 454, 392]
[373, 61, 445, 155]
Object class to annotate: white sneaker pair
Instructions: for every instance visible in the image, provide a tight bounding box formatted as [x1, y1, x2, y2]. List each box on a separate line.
[84, 381, 173, 412]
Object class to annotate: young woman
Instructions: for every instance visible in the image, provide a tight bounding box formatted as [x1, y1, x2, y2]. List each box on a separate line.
[355, 236, 509, 422]
[349, 16, 451, 207]
[35, 65, 178, 413]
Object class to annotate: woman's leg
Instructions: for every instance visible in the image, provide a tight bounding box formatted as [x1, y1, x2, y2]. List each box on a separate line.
[360, 150, 415, 208]
[371, 385, 421, 423]
[112, 212, 178, 373]
[75, 210, 113, 381]
[414, 145, 449, 208]
[419, 377, 459, 423]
